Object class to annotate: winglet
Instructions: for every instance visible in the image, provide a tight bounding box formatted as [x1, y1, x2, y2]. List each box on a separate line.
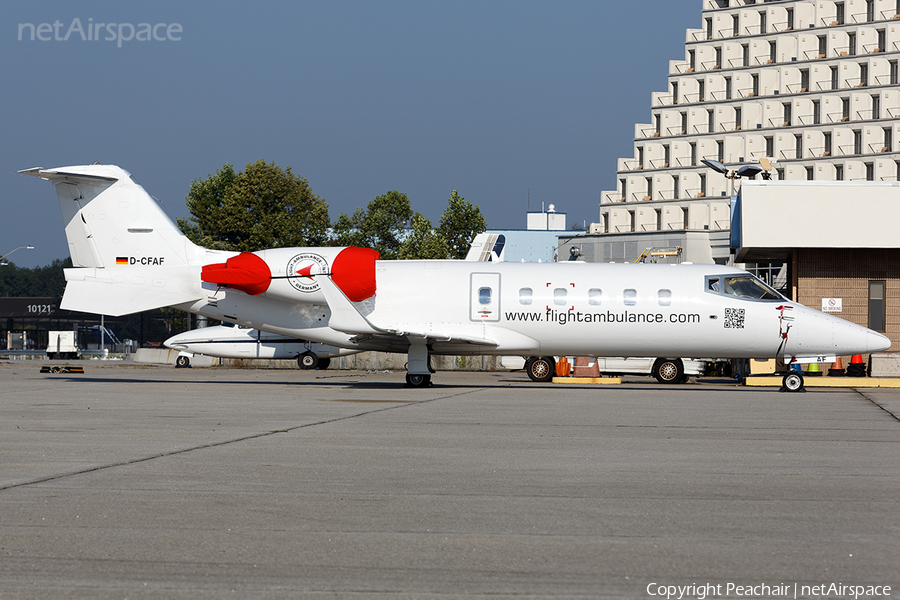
[317, 274, 384, 335]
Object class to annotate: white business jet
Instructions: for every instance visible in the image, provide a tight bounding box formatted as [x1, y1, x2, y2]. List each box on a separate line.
[23, 164, 890, 391]
[164, 323, 359, 369]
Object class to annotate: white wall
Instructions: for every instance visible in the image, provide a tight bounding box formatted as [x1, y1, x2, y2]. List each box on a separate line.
[737, 181, 900, 249]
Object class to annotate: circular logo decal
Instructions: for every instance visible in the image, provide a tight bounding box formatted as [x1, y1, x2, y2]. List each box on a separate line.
[286, 253, 329, 293]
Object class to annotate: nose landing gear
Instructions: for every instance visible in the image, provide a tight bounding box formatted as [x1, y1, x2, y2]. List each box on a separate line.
[780, 371, 805, 393]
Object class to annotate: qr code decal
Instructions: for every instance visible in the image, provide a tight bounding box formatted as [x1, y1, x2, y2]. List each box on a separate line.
[724, 308, 745, 329]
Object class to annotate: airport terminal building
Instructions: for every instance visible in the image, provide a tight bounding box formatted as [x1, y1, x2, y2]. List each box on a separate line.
[559, 0, 900, 353]
[587, 0, 899, 263]
[732, 180, 900, 352]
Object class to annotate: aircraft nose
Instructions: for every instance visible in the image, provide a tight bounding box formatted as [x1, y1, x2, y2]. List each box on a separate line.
[163, 335, 187, 350]
[868, 330, 891, 353]
[794, 307, 893, 356]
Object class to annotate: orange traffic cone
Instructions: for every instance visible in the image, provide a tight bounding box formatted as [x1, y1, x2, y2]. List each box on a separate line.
[847, 354, 866, 377]
[827, 357, 844, 377]
[556, 357, 571, 377]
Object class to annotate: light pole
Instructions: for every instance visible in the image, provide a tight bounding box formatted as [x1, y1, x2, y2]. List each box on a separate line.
[0, 245, 34, 265]
[701, 159, 771, 197]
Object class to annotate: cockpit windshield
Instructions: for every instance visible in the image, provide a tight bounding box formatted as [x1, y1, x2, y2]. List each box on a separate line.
[706, 275, 783, 301]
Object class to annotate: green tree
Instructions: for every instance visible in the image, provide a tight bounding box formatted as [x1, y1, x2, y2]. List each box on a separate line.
[397, 213, 450, 260]
[0, 258, 70, 303]
[437, 190, 487, 260]
[331, 191, 413, 260]
[177, 160, 330, 251]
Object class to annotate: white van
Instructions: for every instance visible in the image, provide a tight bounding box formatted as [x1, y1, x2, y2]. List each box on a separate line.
[503, 356, 709, 384]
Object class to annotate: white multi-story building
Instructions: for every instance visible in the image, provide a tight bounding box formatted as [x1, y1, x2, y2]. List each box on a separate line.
[587, 0, 900, 264]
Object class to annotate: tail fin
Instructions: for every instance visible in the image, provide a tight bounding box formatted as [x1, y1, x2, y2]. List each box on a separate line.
[22, 164, 210, 316]
[464, 233, 506, 262]
[20, 164, 202, 268]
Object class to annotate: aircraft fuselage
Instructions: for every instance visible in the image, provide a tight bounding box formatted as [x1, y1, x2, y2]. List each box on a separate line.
[179, 257, 885, 362]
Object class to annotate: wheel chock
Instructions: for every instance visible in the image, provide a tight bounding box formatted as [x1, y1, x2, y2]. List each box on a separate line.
[40, 365, 85, 374]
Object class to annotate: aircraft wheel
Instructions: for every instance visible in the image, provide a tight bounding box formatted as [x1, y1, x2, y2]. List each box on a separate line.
[298, 351, 319, 370]
[175, 355, 191, 368]
[526, 356, 555, 383]
[781, 372, 805, 393]
[652, 358, 685, 384]
[317, 358, 331, 370]
[405, 373, 432, 387]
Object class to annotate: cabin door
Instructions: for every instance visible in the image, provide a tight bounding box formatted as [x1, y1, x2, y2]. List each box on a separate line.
[470, 273, 501, 322]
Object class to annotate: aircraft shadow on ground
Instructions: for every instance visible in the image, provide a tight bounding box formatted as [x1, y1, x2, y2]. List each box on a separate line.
[37, 375, 783, 392]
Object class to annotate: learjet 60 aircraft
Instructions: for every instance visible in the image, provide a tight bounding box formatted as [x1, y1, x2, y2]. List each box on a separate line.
[23, 164, 891, 391]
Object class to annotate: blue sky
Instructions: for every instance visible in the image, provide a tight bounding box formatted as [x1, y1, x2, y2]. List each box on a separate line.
[2, 0, 698, 268]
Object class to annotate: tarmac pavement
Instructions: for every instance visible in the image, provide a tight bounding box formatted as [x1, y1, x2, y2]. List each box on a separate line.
[0, 362, 898, 598]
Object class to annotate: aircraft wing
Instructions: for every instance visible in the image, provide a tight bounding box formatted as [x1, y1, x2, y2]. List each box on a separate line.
[317, 275, 499, 348]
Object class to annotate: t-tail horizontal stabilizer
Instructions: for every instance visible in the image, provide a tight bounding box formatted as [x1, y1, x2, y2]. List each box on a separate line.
[62, 266, 204, 316]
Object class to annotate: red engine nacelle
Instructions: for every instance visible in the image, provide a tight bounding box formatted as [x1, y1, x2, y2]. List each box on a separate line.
[201, 246, 379, 301]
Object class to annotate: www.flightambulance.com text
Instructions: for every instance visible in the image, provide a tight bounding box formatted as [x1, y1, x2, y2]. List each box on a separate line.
[505, 309, 702, 325]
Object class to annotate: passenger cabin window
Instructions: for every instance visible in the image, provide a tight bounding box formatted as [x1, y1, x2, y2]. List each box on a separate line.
[588, 288, 602, 306]
[519, 287, 533, 305]
[478, 287, 492, 305]
[623, 289, 637, 306]
[658, 289, 672, 306]
[553, 288, 567, 306]
[705, 275, 782, 301]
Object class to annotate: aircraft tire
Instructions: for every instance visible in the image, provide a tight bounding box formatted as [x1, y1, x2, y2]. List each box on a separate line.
[298, 352, 319, 370]
[652, 358, 685, 384]
[405, 373, 432, 387]
[526, 356, 555, 383]
[175, 355, 191, 368]
[318, 358, 331, 370]
[781, 372, 805, 393]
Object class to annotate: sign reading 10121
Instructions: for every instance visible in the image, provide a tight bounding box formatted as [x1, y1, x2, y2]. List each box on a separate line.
[0, 298, 56, 317]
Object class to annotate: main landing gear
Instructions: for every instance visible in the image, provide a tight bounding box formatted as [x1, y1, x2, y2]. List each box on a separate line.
[405, 373, 432, 387]
[297, 352, 330, 370]
[404, 337, 434, 387]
